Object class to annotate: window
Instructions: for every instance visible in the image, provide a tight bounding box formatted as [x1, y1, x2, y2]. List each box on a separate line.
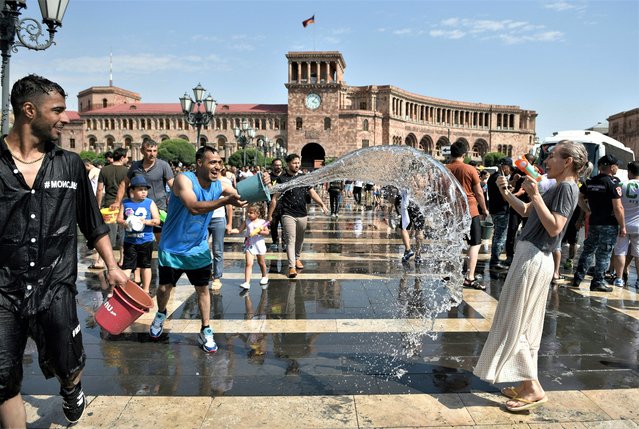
[359, 101, 367, 110]
[362, 139, 370, 148]
[324, 117, 331, 130]
[296, 117, 303, 130]
[363, 119, 369, 131]
[102, 98, 107, 108]
[70, 138, 76, 149]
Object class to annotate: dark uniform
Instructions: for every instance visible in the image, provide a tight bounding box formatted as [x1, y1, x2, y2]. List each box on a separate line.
[0, 139, 107, 402]
[573, 173, 622, 288]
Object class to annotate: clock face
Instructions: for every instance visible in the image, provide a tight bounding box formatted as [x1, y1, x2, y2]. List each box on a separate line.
[305, 93, 321, 110]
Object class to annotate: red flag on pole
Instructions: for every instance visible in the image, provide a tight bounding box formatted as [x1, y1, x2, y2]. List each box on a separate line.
[302, 15, 315, 28]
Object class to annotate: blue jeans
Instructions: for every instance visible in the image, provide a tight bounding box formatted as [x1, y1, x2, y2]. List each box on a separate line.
[490, 212, 508, 264]
[574, 224, 619, 285]
[208, 217, 226, 280]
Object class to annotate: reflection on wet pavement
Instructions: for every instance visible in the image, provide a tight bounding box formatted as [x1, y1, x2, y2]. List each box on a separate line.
[22, 202, 639, 427]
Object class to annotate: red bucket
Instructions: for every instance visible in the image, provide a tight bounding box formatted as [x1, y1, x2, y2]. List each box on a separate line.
[118, 280, 154, 310]
[95, 286, 146, 335]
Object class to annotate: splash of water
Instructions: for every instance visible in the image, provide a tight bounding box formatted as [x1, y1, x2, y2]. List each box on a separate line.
[271, 145, 470, 301]
[271, 145, 471, 371]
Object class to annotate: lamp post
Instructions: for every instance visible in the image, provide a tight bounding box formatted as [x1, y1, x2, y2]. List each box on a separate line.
[257, 136, 271, 169]
[179, 83, 216, 147]
[234, 118, 256, 167]
[1, 0, 70, 135]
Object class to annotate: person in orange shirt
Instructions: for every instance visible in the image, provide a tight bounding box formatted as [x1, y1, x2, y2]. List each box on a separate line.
[446, 142, 489, 289]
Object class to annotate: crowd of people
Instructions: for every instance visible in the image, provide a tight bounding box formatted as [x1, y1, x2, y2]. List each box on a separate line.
[2, 74, 638, 426]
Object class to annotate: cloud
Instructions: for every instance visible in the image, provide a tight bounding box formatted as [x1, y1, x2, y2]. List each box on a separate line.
[429, 17, 564, 44]
[50, 53, 231, 75]
[393, 28, 413, 35]
[544, 1, 580, 11]
[430, 29, 466, 40]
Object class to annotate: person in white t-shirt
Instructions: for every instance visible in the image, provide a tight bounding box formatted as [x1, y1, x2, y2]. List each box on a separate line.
[612, 161, 639, 287]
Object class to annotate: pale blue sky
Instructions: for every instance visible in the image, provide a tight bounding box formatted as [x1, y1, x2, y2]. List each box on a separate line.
[7, 0, 639, 142]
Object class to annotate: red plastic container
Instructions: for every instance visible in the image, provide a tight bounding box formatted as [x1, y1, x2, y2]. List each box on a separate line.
[95, 286, 146, 335]
[118, 280, 154, 310]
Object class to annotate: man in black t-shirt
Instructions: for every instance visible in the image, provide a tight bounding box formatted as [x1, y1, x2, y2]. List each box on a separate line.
[572, 155, 626, 291]
[487, 158, 513, 269]
[268, 154, 328, 278]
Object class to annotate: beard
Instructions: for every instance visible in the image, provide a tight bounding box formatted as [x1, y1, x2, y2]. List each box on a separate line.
[31, 116, 59, 143]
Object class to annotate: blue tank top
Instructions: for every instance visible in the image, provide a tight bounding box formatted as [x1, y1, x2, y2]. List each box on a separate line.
[159, 172, 222, 268]
[122, 198, 154, 244]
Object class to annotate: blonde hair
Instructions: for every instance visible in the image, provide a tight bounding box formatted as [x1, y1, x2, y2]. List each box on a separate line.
[555, 140, 593, 178]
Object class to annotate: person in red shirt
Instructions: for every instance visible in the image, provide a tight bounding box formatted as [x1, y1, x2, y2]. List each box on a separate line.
[446, 142, 489, 289]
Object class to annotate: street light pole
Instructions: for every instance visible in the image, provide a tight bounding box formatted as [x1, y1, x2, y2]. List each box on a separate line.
[1, 0, 70, 135]
[180, 83, 216, 147]
[257, 136, 270, 169]
[234, 118, 255, 167]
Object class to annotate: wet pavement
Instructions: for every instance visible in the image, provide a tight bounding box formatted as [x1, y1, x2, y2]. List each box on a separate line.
[21, 197, 639, 428]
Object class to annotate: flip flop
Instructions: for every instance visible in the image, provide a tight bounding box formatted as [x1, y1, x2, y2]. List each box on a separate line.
[500, 386, 518, 398]
[505, 395, 548, 412]
[88, 264, 105, 270]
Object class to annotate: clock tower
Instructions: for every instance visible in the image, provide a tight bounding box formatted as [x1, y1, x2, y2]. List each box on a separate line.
[285, 51, 345, 168]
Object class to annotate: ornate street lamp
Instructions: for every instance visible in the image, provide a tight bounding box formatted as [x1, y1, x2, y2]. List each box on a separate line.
[234, 118, 256, 167]
[180, 83, 216, 147]
[1, 0, 70, 134]
[257, 136, 271, 169]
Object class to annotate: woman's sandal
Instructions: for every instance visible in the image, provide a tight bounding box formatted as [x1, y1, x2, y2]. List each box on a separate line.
[500, 386, 518, 398]
[505, 395, 548, 412]
[463, 277, 486, 290]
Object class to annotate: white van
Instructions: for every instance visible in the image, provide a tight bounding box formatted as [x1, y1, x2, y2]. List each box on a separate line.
[533, 130, 635, 181]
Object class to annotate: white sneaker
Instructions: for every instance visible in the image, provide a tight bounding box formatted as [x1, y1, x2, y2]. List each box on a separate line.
[260, 277, 269, 285]
[198, 327, 218, 353]
[149, 311, 167, 338]
[240, 282, 250, 290]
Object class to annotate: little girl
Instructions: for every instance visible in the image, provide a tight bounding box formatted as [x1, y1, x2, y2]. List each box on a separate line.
[231, 203, 270, 290]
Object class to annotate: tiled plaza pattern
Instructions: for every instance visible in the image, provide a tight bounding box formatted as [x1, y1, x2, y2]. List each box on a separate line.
[21, 198, 639, 428]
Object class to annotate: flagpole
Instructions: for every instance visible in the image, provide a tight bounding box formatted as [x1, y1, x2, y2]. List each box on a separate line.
[313, 13, 316, 51]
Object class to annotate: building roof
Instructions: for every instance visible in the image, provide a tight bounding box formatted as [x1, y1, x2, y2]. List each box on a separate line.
[66, 111, 82, 122]
[82, 103, 288, 116]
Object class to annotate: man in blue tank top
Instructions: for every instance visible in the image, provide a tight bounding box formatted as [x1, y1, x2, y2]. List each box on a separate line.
[149, 146, 254, 352]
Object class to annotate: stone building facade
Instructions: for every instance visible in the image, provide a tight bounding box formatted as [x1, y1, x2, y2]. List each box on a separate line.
[59, 51, 537, 167]
[608, 108, 639, 156]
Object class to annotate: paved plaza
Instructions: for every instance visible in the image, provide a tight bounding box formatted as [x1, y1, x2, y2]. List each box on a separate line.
[21, 198, 639, 428]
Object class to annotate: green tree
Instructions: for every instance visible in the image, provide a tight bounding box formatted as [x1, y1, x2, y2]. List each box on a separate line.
[158, 139, 196, 166]
[79, 150, 98, 162]
[228, 148, 265, 168]
[483, 152, 508, 167]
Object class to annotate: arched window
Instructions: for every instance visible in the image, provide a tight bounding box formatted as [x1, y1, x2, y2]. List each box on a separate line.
[324, 117, 331, 130]
[363, 119, 369, 131]
[296, 117, 303, 130]
[102, 98, 107, 108]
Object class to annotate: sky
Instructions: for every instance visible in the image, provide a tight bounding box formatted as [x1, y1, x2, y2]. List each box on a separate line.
[6, 0, 639, 143]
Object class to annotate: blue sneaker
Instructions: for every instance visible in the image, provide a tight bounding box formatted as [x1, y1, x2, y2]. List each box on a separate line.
[402, 249, 415, 262]
[149, 311, 167, 338]
[613, 277, 625, 287]
[198, 327, 218, 353]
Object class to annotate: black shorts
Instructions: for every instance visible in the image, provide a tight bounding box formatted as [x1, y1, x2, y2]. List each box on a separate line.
[158, 264, 212, 287]
[0, 287, 85, 403]
[400, 205, 425, 231]
[122, 241, 153, 270]
[466, 215, 482, 246]
[562, 206, 582, 245]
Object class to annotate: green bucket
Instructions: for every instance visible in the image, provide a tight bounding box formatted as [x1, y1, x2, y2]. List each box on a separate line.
[480, 221, 494, 240]
[236, 174, 271, 203]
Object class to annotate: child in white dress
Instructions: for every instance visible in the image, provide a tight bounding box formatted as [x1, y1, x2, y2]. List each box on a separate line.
[231, 203, 270, 291]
